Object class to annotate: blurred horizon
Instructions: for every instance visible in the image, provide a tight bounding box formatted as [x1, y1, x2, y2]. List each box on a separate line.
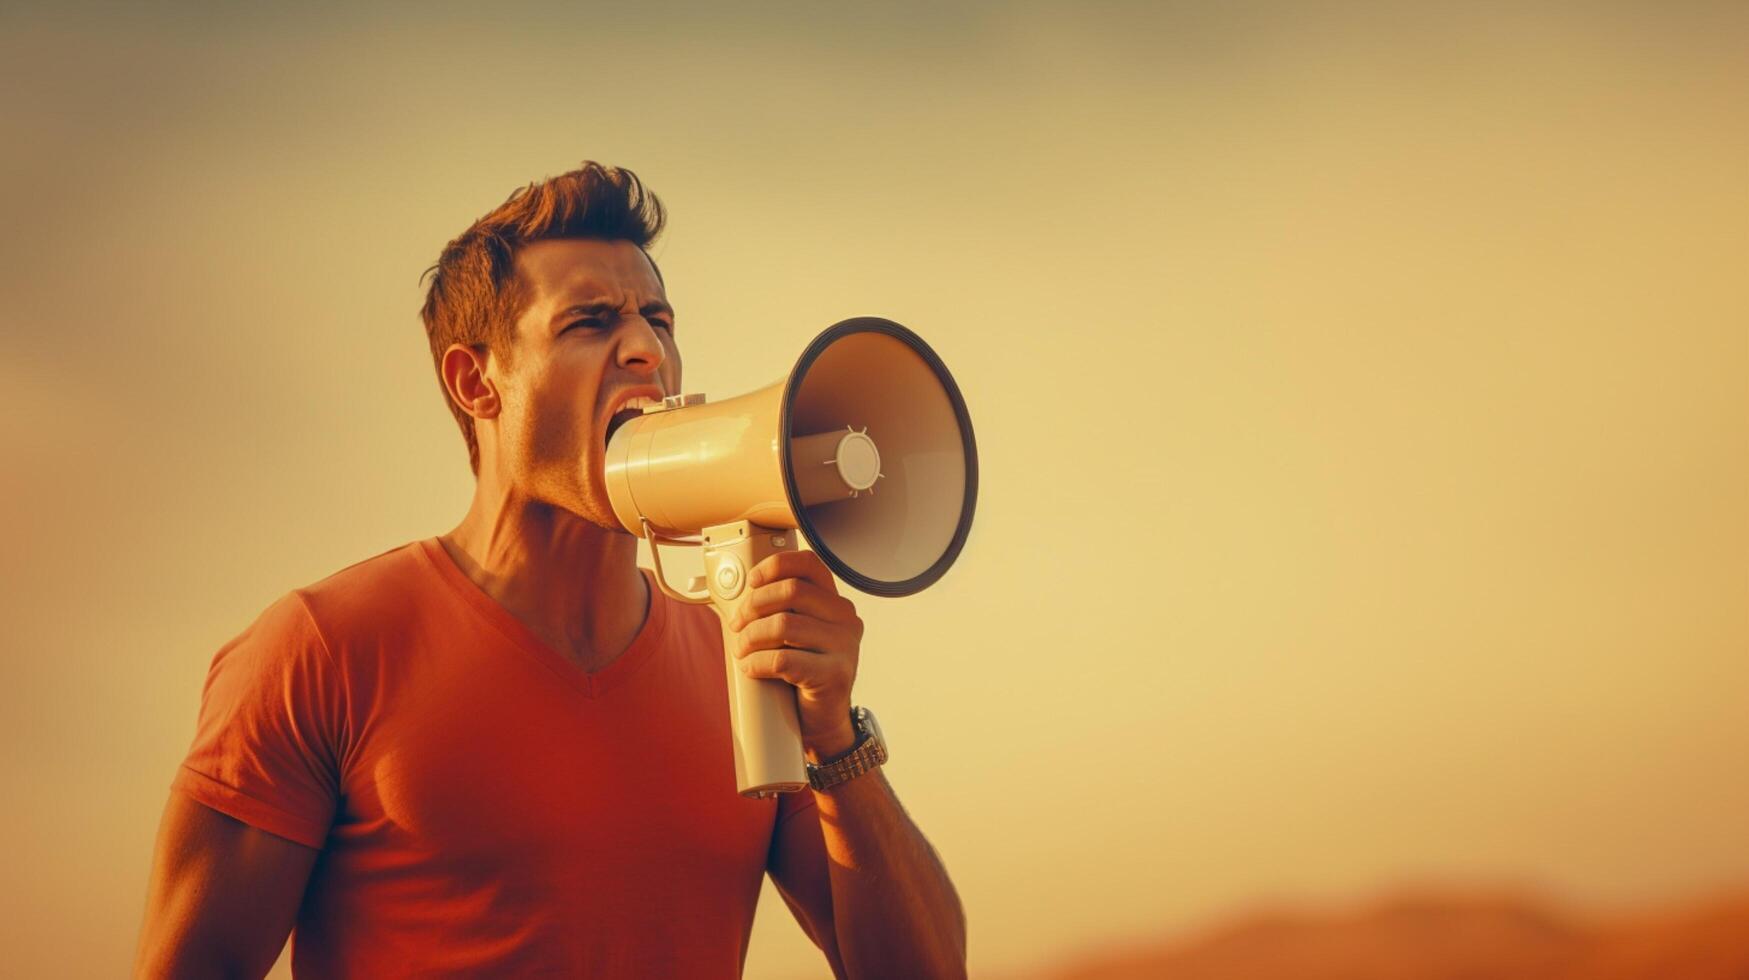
[1, 1, 1745, 976]
[1011, 884, 1749, 979]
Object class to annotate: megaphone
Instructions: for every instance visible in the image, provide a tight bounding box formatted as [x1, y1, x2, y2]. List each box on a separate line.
[604, 317, 978, 797]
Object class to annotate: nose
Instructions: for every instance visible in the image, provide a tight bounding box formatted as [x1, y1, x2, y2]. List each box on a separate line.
[615, 315, 668, 379]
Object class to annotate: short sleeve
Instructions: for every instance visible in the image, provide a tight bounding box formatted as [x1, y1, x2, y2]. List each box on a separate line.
[170, 590, 346, 849]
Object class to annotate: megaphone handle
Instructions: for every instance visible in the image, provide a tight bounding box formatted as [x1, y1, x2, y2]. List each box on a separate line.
[701, 520, 810, 798]
[640, 517, 714, 605]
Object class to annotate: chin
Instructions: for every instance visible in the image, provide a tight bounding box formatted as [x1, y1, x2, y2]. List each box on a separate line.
[551, 493, 624, 535]
[574, 440, 626, 533]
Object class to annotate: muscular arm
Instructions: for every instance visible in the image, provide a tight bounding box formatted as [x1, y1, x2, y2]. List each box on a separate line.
[133, 790, 318, 979]
[770, 757, 967, 980]
[732, 552, 968, 977]
[816, 767, 967, 978]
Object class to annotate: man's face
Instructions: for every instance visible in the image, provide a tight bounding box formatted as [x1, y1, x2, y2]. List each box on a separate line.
[487, 237, 681, 530]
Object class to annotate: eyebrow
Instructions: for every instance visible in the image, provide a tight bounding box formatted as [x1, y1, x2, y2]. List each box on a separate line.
[549, 299, 675, 330]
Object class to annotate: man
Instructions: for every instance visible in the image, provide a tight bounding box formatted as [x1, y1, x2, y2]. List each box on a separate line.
[133, 162, 968, 978]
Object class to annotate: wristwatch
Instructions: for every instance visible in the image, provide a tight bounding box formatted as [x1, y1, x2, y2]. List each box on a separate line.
[806, 706, 888, 791]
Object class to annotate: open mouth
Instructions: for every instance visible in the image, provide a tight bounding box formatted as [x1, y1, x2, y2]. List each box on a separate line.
[603, 407, 643, 448]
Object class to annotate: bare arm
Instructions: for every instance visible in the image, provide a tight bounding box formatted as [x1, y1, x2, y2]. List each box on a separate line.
[769, 746, 967, 980]
[732, 552, 967, 976]
[133, 790, 319, 980]
[812, 766, 967, 979]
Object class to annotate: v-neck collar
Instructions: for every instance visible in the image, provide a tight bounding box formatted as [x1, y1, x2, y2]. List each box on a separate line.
[416, 537, 669, 699]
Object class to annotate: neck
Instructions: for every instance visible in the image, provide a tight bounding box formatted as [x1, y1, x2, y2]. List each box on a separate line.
[438, 473, 649, 673]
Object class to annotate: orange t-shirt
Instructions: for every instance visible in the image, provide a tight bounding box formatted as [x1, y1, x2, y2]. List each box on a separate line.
[172, 538, 820, 978]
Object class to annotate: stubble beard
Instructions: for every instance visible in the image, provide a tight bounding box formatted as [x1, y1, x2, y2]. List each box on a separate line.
[516, 424, 621, 534]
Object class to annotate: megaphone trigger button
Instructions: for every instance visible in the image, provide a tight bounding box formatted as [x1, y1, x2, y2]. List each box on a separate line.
[712, 554, 746, 600]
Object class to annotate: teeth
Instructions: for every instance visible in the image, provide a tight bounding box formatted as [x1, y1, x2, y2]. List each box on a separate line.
[615, 395, 657, 413]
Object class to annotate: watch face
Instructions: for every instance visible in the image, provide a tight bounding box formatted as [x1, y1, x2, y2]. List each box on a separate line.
[859, 707, 883, 749]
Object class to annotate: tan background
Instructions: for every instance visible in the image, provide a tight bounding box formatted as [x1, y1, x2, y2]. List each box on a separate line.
[1, 2, 1745, 977]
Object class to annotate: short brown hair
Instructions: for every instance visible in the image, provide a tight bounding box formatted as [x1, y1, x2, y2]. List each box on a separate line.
[419, 162, 666, 475]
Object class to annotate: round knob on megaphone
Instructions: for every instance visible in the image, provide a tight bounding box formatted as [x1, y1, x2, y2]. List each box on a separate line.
[789, 426, 881, 503]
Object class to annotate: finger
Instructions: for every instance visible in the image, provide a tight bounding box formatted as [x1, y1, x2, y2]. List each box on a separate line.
[729, 577, 856, 632]
[730, 611, 851, 660]
[746, 549, 837, 596]
[739, 645, 837, 687]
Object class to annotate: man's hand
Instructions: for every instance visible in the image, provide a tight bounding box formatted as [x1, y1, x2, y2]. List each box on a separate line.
[725, 550, 863, 761]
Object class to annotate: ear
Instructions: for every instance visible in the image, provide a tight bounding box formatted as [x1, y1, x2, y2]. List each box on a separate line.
[441, 343, 500, 420]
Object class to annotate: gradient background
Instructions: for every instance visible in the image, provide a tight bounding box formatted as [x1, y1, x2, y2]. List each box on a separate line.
[2, 2, 1745, 977]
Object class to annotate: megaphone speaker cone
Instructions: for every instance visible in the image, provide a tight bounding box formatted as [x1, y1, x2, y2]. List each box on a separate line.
[782, 317, 978, 597]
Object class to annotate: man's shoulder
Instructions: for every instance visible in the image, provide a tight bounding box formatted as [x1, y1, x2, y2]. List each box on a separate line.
[285, 538, 438, 647]
[203, 541, 435, 706]
[299, 538, 428, 594]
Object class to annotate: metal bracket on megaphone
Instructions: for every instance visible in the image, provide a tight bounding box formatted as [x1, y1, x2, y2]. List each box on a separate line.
[651, 393, 706, 413]
[640, 516, 717, 605]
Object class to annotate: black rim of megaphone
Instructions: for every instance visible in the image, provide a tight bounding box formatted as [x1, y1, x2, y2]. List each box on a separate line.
[781, 316, 979, 598]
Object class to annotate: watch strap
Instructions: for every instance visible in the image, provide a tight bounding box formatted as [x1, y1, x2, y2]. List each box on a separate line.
[806, 707, 887, 791]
